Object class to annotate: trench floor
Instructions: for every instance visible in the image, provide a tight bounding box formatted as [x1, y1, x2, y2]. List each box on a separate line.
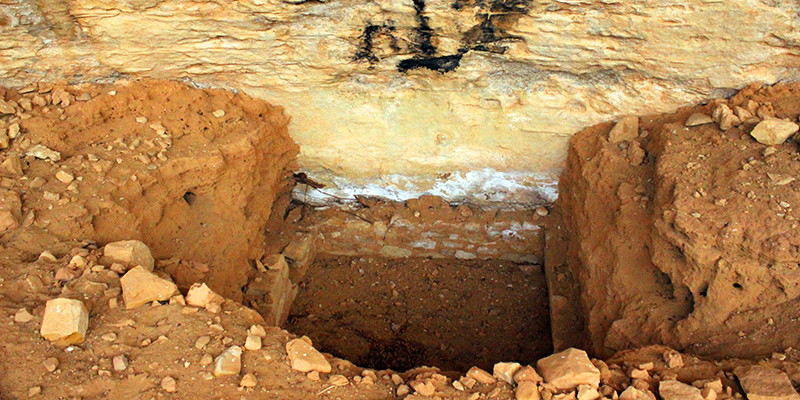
[285, 255, 552, 373]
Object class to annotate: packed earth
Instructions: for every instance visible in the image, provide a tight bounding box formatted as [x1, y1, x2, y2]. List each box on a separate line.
[0, 79, 800, 400]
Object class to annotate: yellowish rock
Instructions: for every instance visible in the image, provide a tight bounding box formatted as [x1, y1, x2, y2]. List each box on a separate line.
[240, 373, 258, 387]
[536, 348, 600, 391]
[285, 337, 331, 373]
[213, 346, 242, 377]
[685, 113, 714, 127]
[735, 366, 800, 400]
[516, 381, 541, 400]
[608, 116, 639, 143]
[494, 361, 522, 385]
[659, 380, 703, 400]
[244, 335, 262, 351]
[185, 283, 225, 313]
[466, 366, 497, 385]
[103, 240, 154, 271]
[120, 266, 178, 309]
[750, 118, 800, 145]
[40, 298, 89, 346]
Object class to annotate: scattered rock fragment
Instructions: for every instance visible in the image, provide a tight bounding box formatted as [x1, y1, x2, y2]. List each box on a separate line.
[212, 109, 225, 118]
[659, 380, 703, 400]
[329, 374, 349, 386]
[103, 240, 154, 271]
[466, 366, 496, 385]
[620, 386, 655, 400]
[42, 357, 59, 372]
[0, 99, 15, 114]
[120, 266, 178, 309]
[25, 145, 61, 162]
[286, 337, 331, 373]
[185, 283, 225, 313]
[55, 170, 73, 184]
[245, 335, 262, 350]
[27, 386, 42, 397]
[248, 324, 267, 337]
[516, 380, 541, 400]
[750, 118, 799, 145]
[213, 346, 242, 377]
[113, 355, 128, 371]
[15, 308, 34, 323]
[195, 336, 211, 350]
[410, 380, 435, 396]
[609, 116, 639, 143]
[397, 384, 410, 396]
[494, 362, 522, 384]
[515, 365, 543, 384]
[536, 348, 600, 391]
[40, 298, 89, 346]
[161, 376, 177, 393]
[240, 373, 257, 387]
[262, 254, 288, 272]
[735, 365, 800, 400]
[663, 350, 683, 369]
[685, 113, 714, 127]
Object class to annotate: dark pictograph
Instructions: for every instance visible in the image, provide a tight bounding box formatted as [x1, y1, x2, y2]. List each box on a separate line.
[354, 0, 532, 73]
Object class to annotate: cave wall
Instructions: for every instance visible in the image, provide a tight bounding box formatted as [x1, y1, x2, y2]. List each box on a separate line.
[1, 0, 799, 204]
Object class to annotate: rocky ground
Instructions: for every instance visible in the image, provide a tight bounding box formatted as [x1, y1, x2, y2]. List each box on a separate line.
[1, 79, 800, 400]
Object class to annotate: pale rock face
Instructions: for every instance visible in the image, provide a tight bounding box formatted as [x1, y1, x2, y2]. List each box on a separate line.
[185, 283, 225, 313]
[120, 266, 178, 309]
[1, 0, 798, 205]
[213, 346, 242, 377]
[735, 366, 800, 400]
[40, 298, 89, 346]
[749, 118, 800, 145]
[658, 380, 704, 400]
[536, 348, 600, 391]
[285, 337, 331, 373]
[103, 240, 155, 271]
[493, 362, 522, 385]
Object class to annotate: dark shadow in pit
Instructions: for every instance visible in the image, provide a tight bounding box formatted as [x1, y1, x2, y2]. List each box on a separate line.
[285, 255, 552, 372]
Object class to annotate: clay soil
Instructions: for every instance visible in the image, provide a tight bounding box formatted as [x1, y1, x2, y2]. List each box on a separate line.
[285, 255, 552, 373]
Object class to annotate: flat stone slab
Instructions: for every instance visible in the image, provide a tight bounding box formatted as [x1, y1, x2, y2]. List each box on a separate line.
[536, 348, 600, 391]
[735, 366, 800, 400]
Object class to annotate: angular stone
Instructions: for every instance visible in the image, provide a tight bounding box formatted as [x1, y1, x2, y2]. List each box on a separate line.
[536, 348, 600, 391]
[516, 381, 541, 400]
[577, 384, 601, 400]
[103, 240, 154, 271]
[240, 373, 257, 387]
[659, 380, 704, 400]
[213, 346, 242, 377]
[262, 254, 288, 272]
[244, 263, 297, 326]
[120, 266, 178, 309]
[245, 335, 262, 350]
[14, 308, 34, 323]
[286, 337, 331, 373]
[735, 366, 800, 400]
[609, 116, 639, 143]
[410, 380, 435, 396]
[685, 113, 714, 127]
[113, 355, 128, 371]
[161, 376, 177, 393]
[663, 351, 684, 369]
[248, 324, 267, 337]
[40, 298, 89, 346]
[750, 118, 799, 145]
[719, 113, 741, 131]
[185, 283, 225, 313]
[42, 357, 59, 372]
[620, 386, 656, 400]
[466, 366, 497, 385]
[283, 233, 316, 280]
[494, 362, 522, 384]
[25, 145, 61, 162]
[514, 365, 543, 384]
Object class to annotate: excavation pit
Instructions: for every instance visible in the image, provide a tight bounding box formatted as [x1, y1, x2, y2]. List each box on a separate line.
[284, 254, 552, 373]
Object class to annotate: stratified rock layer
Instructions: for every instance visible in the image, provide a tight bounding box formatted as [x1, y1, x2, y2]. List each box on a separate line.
[548, 83, 800, 359]
[1, 0, 798, 203]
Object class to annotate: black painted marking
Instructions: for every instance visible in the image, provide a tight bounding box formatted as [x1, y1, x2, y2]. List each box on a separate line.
[398, 53, 465, 73]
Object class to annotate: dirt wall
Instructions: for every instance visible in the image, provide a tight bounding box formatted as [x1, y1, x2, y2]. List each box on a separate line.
[548, 83, 800, 359]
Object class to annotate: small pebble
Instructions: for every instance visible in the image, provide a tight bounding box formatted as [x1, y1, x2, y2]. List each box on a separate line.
[42, 357, 59, 372]
[244, 335, 262, 351]
[199, 353, 213, 366]
[14, 308, 34, 323]
[212, 109, 225, 118]
[195, 336, 211, 350]
[329, 374, 349, 386]
[113, 355, 128, 371]
[535, 206, 549, 217]
[240, 373, 257, 387]
[28, 386, 41, 397]
[307, 371, 320, 381]
[161, 376, 177, 393]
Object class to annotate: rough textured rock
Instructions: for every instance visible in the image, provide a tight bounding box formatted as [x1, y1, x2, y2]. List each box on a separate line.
[1, 0, 798, 204]
[749, 119, 799, 145]
[120, 266, 178, 309]
[213, 346, 242, 377]
[536, 348, 600, 391]
[102, 240, 154, 271]
[659, 380, 704, 400]
[735, 366, 800, 400]
[185, 283, 224, 314]
[40, 298, 89, 346]
[285, 337, 331, 373]
[548, 83, 800, 359]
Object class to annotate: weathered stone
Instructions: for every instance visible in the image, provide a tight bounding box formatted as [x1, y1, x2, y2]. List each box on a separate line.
[185, 283, 225, 313]
[516, 381, 541, 400]
[379, 245, 413, 258]
[719, 113, 741, 131]
[244, 264, 297, 326]
[42, 357, 59, 372]
[25, 145, 61, 162]
[113, 355, 128, 371]
[245, 335, 262, 351]
[536, 348, 600, 391]
[329, 374, 349, 386]
[40, 298, 89, 346]
[514, 365, 543, 384]
[735, 366, 800, 400]
[195, 336, 211, 350]
[120, 266, 178, 309]
[286, 337, 331, 373]
[103, 240, 154, 271]
[620, 386, 656, 400]
[685, 113, 714, 127]
[609, 116, 639, 143]
[494, 362, 522, 385]
[213, 346, 242, 377]
[283, 233, 316, 279]
[248, 324, 267, 337]
[659, 380, 703, 400]
[410, 380, 435, 396]
[161, 376, 177, 393]
[262, 254, 288, 272]
[0, 100, 14, 114]
[14, 308, 34, 323]
[663, 351, 684, 369]
[466, 366, 496, 385]
[240, 373, 257, 387]
[750, 118, 799, 145]
[577, 384, 601, 400]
